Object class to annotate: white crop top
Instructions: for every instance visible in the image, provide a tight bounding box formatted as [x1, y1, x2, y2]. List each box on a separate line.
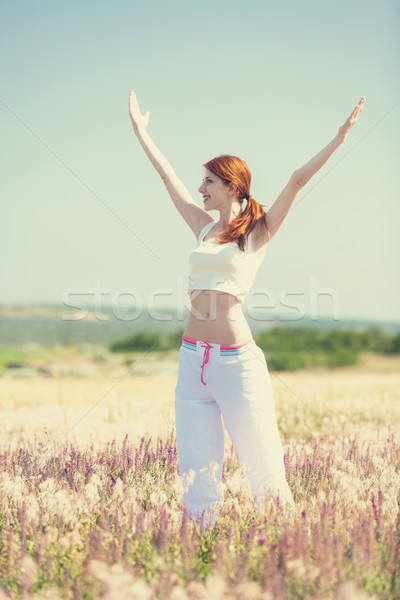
[187, 220, 267, 304]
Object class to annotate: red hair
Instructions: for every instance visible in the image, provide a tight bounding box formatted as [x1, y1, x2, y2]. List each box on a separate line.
[202, 154, 270, 251]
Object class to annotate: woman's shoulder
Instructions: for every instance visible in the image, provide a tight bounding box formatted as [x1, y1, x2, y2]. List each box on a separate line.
[196, 217, 215, 236]
[246, 217, 270, 253]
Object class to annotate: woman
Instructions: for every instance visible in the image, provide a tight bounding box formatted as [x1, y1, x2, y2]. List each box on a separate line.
[128, 91, 365, 522]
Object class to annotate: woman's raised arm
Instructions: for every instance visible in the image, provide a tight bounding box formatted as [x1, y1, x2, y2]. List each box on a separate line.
[265, 97, 365, 242]
[294, 97, 365, 187]
[129, 89, 169, 178]
[128, 90, 210, 237]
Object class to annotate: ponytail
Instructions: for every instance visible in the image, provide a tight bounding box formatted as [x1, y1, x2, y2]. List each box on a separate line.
[217, 194, 270, 251]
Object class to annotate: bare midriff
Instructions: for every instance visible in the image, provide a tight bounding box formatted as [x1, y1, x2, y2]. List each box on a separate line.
[184, 289, 253, 345]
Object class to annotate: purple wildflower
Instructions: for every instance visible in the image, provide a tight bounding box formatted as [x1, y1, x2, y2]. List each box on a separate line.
[258, 535, 267, 545]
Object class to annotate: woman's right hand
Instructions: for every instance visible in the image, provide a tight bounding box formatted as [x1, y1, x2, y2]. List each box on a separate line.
[129, 89, 150, 134]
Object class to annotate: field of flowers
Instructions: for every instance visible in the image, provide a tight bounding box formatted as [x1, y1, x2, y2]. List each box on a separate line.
[0, 355, 400, 599]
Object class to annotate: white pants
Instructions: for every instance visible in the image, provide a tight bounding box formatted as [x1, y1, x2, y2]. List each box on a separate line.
[174, 335, 295, 521]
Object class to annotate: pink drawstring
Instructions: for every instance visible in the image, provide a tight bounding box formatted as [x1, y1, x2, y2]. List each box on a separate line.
[200, 341, 214, 385]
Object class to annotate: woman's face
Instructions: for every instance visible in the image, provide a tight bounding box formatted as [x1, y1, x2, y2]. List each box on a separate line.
[198, 168, 230, 211]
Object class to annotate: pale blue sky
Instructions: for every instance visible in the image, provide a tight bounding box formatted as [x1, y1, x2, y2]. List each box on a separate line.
[1, 0, 399, 323]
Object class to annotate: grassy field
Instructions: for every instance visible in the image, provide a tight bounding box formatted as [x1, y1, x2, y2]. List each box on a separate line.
[0, 349, 399, 598]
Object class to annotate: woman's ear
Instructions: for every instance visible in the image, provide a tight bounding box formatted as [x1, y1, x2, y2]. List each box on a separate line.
[227, 181, 239, 196]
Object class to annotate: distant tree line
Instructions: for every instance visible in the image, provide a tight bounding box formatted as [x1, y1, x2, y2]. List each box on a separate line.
[109, 326, 400, 371]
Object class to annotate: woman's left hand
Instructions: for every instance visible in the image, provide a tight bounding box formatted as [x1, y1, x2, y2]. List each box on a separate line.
[337, 97, 365, 141]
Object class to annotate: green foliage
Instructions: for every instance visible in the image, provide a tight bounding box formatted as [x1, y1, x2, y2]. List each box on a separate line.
[266, 351, 308, 372]
[358, 327, 400, 354]
[255, 326, 399, 370]
[362, 571, 384, 595]
[325, 348, 358, 368]
[0, 345, 82, 375]
[383, 332, 400, 354]
[0, 347, 57, 371]
[109, 330, 184, 353]
[107, 325, 400, 371]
